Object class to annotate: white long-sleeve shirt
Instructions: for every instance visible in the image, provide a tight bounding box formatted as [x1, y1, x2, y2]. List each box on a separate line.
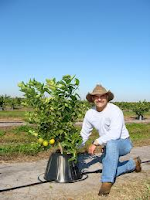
[80, 103, 129, 145]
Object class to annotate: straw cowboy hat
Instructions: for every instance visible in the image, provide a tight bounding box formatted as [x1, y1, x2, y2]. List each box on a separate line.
[86, 84, 114, 102]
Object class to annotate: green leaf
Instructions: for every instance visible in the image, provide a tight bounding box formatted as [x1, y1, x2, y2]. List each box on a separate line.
[75, 78, 79, 86]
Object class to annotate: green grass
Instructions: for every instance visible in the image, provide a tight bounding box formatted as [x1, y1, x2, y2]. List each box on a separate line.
[81, 123, 150, 151]
[127, 123, 150, 140]
[123, 110, 136, 117]
[0, 125, 42, 156]
[0, 125, 36, 143]
[0, 110, 26, 119]
[0, 143, 41, 156]
[123, 110, 150, 118]
[0, 122, 150, 157]
[0, 129, 5, 136]
[12, 125, 33, 134]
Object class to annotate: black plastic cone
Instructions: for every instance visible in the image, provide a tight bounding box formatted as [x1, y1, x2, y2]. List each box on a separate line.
[44, 152, 82, 183]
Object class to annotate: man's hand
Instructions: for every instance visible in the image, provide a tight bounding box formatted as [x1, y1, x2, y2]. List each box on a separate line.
[88, 144, 96, 155]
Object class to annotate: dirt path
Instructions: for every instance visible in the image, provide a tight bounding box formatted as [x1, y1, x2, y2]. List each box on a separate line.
[0, 146, 150, 200]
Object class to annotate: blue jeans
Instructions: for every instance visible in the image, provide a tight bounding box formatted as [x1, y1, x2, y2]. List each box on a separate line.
[101, 138, 136, 183]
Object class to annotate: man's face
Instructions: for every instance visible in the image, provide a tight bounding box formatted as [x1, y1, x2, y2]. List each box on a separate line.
[92, 93, 108, 111]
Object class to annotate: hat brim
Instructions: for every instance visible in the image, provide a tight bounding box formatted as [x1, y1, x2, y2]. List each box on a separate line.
[86, 91, 114, 102]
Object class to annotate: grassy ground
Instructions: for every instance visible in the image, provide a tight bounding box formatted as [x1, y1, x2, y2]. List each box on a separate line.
[0, 125, 43, 160]
[0, 110, 26, 120]
[124, 110, 150, 116]
[0, 109, 150, 160]
[0, 122, 150, 161]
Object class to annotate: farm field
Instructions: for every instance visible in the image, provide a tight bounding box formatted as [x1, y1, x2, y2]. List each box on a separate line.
[0, 109, 150, 200]
[0, 109, 150, 161]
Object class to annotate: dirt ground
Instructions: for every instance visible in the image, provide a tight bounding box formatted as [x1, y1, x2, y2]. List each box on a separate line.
[0, 146, 150, 200]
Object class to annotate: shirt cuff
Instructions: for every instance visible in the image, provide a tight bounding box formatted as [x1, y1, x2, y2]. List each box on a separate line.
[92, 139, 99, 146]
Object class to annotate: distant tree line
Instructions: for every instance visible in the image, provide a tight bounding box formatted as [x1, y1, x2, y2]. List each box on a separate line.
[113, 101, 150, 119]
[0, 95, 150, 120]
[0, 95, 24, 110]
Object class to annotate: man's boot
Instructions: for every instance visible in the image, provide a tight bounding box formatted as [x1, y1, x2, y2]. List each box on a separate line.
[134, 156, 142, 172]
[98, 182, 113, 196]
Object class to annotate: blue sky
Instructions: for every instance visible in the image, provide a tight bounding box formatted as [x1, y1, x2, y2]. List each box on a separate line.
[0, 0, 150, 102]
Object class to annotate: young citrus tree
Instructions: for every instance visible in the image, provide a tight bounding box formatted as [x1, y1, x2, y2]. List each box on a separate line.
[18, 75, 82, 161]
[132, 100, 150, 120]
